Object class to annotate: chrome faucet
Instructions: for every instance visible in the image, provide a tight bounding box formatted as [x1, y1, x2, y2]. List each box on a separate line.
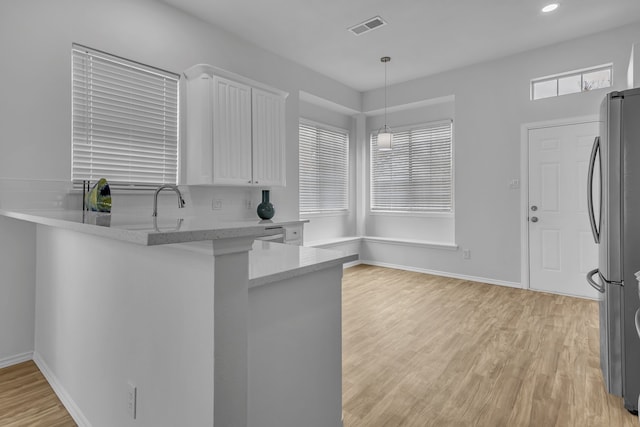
[153, 184, 186, 217]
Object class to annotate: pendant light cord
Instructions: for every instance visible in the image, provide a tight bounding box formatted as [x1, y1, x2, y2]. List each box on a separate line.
[381, 56, 391, 131]
[384, 60, 387, 130]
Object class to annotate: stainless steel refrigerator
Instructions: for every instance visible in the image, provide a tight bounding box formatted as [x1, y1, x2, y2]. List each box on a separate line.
[587, 88, 640, 413]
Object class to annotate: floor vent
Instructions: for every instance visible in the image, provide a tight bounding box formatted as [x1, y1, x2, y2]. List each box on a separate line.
[348, 16, 387, 36]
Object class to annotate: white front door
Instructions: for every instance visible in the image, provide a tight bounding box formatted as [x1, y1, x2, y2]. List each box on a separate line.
[528, 122, 599, 298]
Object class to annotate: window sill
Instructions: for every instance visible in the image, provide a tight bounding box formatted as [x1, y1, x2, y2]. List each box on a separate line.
[304, 236, 458, 251]
[362, 236, 458, 251]
[305, 236, 361, 248]
[369, 210, 454, 219]
[301, 210, 350, 218]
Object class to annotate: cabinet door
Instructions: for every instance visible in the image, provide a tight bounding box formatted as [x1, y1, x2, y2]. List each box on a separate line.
[185, 74, 213, 184]
[251, 88, 286, 187]
[212, 76, 253, 185]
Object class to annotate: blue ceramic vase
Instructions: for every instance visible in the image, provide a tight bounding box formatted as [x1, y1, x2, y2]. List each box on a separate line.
[257, 190, 275, 220]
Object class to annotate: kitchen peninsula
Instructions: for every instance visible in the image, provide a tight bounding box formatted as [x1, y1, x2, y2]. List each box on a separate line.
[0, 209, 355, 427]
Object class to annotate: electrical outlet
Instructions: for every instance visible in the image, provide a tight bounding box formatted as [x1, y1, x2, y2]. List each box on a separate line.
[127, 382, 137, 419]
[509, 179, 520, 189]
[246, 199, 252, 209]
[212, 199, 223, 210]
[463, 249, 471, 259]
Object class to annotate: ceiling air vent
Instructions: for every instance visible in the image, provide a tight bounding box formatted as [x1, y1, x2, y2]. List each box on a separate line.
[348, 16, 387, 36]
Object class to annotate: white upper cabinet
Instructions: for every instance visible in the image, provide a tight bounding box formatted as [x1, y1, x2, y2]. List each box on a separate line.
[183, 64, 288, 187]
[212, 76, 252, 185]
[252, 88, 286, 187]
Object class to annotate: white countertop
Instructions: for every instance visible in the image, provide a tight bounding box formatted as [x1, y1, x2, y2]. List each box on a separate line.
[0, 209, 304, 246]
[177, 240, 358, 288]
[249, 241, 357, 287]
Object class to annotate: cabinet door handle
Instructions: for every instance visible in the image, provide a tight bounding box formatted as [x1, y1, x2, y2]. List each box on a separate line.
[254, 181, 259, 184]
[248, 180, 251, 184]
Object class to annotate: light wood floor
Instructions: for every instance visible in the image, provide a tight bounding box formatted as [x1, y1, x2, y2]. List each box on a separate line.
[0, 360, 75, 426]
[1, 265, 637, 426]
[342, 265, 638, 427]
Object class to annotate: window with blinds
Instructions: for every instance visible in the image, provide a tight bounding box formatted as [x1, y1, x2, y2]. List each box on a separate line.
[299, 120, 349, 214]
[71, 44, 179, 190]
[370, 121, 453, 213]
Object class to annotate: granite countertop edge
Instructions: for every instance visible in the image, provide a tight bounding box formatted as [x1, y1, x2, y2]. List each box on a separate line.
[0, 209, 356, 285]
[0, 209, 306, 246]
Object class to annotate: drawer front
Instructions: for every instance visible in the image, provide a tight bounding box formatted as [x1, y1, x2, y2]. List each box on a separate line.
[285, 225, 302, 241]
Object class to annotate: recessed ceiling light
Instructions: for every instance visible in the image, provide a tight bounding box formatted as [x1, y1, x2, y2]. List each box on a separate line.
[542, 3, 559, 13]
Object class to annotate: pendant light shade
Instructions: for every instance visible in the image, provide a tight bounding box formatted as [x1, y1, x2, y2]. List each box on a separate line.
[377, 56, 393, 151]
[377, 126, 393, 151]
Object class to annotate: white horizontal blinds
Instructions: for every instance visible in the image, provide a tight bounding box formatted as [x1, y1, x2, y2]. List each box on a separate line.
[299, 121, 349, 213]
[72, 45, 179, 189]
[371, 121, 453, 212]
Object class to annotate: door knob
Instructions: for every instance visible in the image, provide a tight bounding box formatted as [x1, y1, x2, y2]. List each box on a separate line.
[531, 205, 538, 211]
[531, 216, 539, 223]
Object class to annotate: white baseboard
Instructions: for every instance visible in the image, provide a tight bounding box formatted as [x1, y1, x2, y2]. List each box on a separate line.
[343, 260, 362, 269]
[33, 352, 92, 427]
[360, 260, 522, 289]
[0, 351, 33, 369]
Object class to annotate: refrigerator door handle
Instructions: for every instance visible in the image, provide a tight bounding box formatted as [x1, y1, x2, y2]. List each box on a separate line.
[587, 268, 605, 293]
[587, 136, 601, 244]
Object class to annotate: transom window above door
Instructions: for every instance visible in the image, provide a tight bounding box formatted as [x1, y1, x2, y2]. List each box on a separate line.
[531, 64, 612, 100]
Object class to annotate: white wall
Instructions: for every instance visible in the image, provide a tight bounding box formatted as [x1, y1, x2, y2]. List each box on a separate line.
[628, 41, 640, 88]
[35, 225, 214, 427]
[359, 22, 640, 284]
[0, 216, 36, 367]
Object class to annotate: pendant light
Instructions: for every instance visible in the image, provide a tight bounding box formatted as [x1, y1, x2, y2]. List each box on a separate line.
[377, 56, 393, 151]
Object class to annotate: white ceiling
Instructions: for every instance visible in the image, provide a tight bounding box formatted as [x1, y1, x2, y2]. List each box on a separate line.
[161, 0, 640, 92]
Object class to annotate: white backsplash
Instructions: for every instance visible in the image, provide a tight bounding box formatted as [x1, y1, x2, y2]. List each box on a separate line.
[0, 178, 75, 210]
[0, 178, 265, 221]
